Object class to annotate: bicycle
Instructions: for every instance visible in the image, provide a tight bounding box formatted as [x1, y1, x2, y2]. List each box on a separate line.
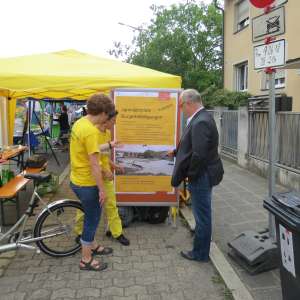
[0, 172, 84, 257]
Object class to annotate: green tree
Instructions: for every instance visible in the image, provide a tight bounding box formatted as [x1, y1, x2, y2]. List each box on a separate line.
[109, 0, 222, 93]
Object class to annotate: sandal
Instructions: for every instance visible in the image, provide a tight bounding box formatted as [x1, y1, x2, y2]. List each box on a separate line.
[92, 245, 113, 256]
[79, 258, 108, 271]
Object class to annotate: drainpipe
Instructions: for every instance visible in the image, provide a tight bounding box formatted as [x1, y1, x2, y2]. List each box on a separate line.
[214, 0, 225, 89]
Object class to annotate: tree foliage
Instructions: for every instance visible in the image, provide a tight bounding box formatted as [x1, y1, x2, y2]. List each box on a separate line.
[109, 1, 223, 93]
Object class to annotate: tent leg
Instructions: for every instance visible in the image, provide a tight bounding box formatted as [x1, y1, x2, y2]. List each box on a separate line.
[32, 110, 60, 166]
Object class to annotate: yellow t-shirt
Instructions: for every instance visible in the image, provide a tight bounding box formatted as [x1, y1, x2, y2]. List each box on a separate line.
[98, 129, 111, 172]
[70, 117, 100, 186]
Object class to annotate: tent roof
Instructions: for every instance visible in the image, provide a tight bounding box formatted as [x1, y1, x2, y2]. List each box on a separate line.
[0, 50, 181, 100]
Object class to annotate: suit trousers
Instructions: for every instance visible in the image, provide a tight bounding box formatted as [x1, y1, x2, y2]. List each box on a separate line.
[188, 172, 212, 261]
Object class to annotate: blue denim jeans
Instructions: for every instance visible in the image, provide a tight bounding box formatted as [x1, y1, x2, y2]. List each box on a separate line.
[188, 172, 212, 261]
[70, 182, 102, 246]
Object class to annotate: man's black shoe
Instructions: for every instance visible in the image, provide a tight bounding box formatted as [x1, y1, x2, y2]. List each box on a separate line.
[116, 234, 130, 246]
[180, 250, 209, 262]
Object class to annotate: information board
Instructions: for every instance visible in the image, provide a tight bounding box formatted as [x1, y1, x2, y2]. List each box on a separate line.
[113, 89, 180, 206]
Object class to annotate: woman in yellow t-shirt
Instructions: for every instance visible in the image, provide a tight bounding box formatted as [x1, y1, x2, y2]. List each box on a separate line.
[70, 93, 115, 272]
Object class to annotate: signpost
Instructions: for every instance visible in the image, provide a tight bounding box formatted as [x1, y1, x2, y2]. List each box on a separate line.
[252, 6, 285, 42]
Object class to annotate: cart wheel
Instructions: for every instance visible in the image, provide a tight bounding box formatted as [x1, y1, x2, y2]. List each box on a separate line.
[147, 207, 169, 224]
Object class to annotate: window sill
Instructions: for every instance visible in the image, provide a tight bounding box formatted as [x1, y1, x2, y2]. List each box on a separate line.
[261, 87, 285, 91]
[233, 24, 249, 35]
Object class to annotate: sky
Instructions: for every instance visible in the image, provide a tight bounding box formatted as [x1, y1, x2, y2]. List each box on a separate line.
[0, 0, 212, 59]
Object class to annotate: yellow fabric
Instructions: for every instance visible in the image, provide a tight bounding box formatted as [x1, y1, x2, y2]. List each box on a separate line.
[98, 129, 111, 171]
[74, 180, 122, 238]
[70, 117, 100, 186]
[0, 50, 181, 141]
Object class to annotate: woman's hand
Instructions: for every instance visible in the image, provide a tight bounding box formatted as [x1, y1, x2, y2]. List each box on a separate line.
[115, 164, 125, 174]
[102, 170, 113, 181]
[110, 140, 124, 149]
[98, 190, 106, 206]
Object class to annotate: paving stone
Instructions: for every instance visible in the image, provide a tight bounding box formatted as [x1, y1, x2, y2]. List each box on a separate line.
[135, 275, 157, 286]
[50, 288, 76, 299]
[30, 288, 51, 299]
[125, 285, 148, 296]
[90, 278, 112, 289]
[112, 296, 136, 300]
[0, 251, 16, 259]
[66, 279, 91, 289]
[133, 262, 153, 271]
[113, 262, 132, 271]
[113, 277, 135, 288]
[101, 286, 124, 297]
[76, 288, 100, 298]
[0, 292, 26, 300]
[43, 280, 67, 289]
[161, 291, 185, 300]
[147, 283, 170, 294]
[137, 294, 162, 300]
[0, 258, 11, 269]
[26, 266, 50, 274]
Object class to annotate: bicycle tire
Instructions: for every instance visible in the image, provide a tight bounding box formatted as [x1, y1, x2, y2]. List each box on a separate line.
[33, 200, 84, 257]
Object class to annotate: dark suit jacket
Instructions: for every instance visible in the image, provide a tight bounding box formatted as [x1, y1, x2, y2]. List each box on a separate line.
[171, 108, 224, 187]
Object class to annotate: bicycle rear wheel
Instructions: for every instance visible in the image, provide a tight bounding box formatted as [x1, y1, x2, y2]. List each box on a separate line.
[34, 200, 84, 257]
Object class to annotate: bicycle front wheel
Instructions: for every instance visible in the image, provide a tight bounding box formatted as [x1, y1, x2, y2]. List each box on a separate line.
[34, 200, 84, 257]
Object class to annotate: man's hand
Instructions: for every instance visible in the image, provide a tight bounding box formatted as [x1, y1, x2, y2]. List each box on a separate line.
[102, 170, 113, 181]
[110, 140, 124, 149]
[167, 149, 175, 158]
[99, 190, 106, 206]
[115, 164, 125, 174]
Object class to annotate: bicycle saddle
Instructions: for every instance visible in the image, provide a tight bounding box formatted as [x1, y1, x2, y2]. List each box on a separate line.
[24, 171, 51, 183]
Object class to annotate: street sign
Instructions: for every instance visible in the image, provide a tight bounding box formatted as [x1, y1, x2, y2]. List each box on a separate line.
[254, 39, 285, 69]
[252, 6, 285, 42]
[250, 0, 275, 8]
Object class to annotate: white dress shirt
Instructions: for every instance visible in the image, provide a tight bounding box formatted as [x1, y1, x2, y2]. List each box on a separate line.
[186, 106, 204, 126]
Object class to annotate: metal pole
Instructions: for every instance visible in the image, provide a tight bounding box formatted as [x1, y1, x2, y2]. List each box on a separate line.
[268, 71, 276, 239]
[28, 100, 31, 157]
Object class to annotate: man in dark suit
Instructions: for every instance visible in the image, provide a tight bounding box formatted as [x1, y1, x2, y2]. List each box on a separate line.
[171, 89, 224, 262]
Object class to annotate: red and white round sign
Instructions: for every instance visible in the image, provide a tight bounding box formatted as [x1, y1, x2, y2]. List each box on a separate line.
[249, 0, 275, 8]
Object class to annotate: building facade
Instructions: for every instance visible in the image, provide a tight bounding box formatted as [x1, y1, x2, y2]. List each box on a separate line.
[224, 0, 300, 111]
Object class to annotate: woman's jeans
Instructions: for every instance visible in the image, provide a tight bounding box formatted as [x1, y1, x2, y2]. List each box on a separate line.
[70, 182, 102, 246]
[188, 172, 212, 261]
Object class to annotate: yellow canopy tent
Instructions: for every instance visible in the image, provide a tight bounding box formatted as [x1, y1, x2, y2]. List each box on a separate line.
[0, 49, 181, 143]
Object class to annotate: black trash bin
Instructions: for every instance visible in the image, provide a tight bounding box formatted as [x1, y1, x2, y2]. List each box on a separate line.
[264, 192, 300, 300]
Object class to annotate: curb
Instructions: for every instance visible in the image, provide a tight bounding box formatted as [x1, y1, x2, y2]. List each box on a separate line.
[180, 206, 254, 300]
[0, 163, 70, 277]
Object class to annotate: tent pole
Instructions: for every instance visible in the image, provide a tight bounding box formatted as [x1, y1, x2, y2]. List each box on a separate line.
[32, 109, 60, 166]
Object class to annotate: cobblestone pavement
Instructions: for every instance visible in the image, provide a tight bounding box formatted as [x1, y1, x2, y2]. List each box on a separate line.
[0, 180, 227, 300]
[213, 159, 285, 300]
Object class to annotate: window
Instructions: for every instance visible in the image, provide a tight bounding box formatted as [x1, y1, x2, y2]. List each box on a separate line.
[235, 0, 249, 32]
[235, 62, 248, 91]
[261, 69, 286, 90]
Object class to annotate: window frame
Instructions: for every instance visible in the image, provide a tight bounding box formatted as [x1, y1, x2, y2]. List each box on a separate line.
[235, 61, 249, 92]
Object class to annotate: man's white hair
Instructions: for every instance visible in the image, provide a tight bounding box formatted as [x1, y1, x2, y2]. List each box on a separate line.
[181, 89, 202, 104]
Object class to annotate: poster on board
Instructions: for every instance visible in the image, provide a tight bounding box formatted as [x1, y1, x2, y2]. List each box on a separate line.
[113, 89, 179, 200]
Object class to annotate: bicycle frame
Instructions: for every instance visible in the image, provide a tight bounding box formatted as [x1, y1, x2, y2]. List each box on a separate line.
[0, 186, 71, 254]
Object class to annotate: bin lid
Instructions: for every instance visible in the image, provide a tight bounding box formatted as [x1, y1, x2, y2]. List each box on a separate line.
[264, 197, 300, 231]
[272, 192, 300, 216]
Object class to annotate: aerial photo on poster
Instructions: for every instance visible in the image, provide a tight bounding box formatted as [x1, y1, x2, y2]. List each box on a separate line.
[115, 144, 174, 176]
